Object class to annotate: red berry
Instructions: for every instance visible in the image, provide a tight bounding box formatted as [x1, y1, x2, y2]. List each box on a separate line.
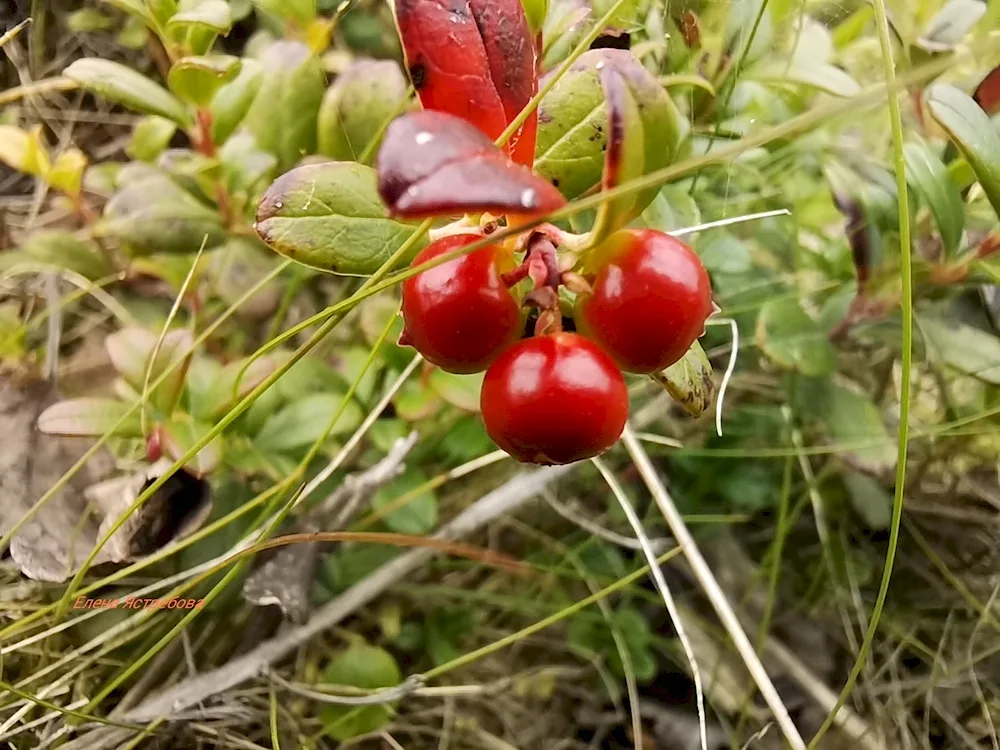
[480, 333, 629, 465]
[401, 234, 522, 374]
[576, 229, 713, 374]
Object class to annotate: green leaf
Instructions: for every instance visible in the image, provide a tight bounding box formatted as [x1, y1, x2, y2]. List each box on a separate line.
[37, 398, 143, 438]
[68, 8, 116, 32]
[757, 298, 837, 377]
[167, 54, 241, 107]
[21, 230, 112, 280]
[165, 0, 232, 37]
[920, 317, 1000, 385]
[146, 0, 178, 27]
[813, 381, 896, 472]
[318, 60, 410, 161]
[650, 341, 715, 418]
[95, 171, 227, 255]
[726, 0, 772, 63]
[428, 371, 484, 413]
[218, 132, 277, 202]
[843, 471, 892, 531]
[205, 237, 282, 321]
[47, 148, 88, 196]
[105, 326, 193, 411]
[252, 0, 315, 26]
[697, 231, 752, 275]
[64, 58, 192, 125]
[254, 393, 363, 453]
[519, 0, 548, 34]
[754, 63, 861, 97]
[100, 0, 153, 23]
[242, 40, 325, 170]
[209, 58, 263, 144]
[321, 645, 401, 741]
[162, 416, 222, 476]
[903, 140, 965, 256]
[0, 125, 50, 177]
[393, 380, 441, 422]
[255, 162, 427, 276]
[127, 116, 179, 163]
[591, 0, 640, 29]
[917, 0, 986, 52]
[371, 469, 438, 535]
[926, 83, 1000, 220]
[640, 184, 701, 233]
[535, 50, 681, 230]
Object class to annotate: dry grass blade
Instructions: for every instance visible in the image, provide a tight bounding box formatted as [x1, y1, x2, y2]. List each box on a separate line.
[620, 426, 806, 750]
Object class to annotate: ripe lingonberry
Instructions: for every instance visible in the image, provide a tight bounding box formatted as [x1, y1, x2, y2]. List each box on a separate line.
[480, 333, 629, 465]
[576, 229, 713, 374]
[400, 234, 522, 374]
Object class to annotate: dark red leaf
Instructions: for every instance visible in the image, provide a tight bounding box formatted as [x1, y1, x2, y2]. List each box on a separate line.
[973, 66, 1000, 116]
[377, 110, 564, 219]
[395, 0, 538, 166]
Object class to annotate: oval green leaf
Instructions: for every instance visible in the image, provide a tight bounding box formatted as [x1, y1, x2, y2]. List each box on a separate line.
[926, 83, 1000, 220]
[209, 58, 263, 145]
[321, 645, 402, 741]
[256, 161, 427, 276]
[64, 58, 192, 125]
[902, 140, 965, 256]
[372, 469, 438, 535]
[37, 398, 143, 438]
[253, 393, 364, 453]
[650, 340, 715, 417]
[757, 297, 837, 377]
[167, 54, 241, 107]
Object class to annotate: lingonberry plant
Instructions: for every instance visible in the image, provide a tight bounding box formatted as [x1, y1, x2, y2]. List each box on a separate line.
[2, 0, 999, 746]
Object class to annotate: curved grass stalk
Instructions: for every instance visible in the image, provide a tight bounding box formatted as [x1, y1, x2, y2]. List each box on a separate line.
[806, 0, 913, 743]
[620, 426, 806, 749]
[706, 317, 740, 438]
[140, 242, 205, 437]
[2, 263, 133, 324]
[593, 457, 708, 750]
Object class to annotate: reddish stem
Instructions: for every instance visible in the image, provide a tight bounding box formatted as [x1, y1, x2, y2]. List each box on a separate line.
[194, 109, 216, 157]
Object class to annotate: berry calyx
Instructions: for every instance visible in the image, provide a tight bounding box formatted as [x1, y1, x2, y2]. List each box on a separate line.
[576, 229, 713, 374]
[400, 234, 522, 374]
[480, 332, 629, 465]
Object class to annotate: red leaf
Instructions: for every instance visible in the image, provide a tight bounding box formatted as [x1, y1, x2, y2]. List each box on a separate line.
[974, 66, 1000, 116]
[376, 110, 564, 219]
[395, 0, 538, 166]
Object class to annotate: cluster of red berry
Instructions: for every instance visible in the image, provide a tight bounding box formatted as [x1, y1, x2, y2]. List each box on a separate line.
[376, 0, 714, 464]
[400, 228, 714, 465]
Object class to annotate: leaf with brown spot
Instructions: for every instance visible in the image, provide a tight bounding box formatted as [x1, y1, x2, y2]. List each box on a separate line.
[650, 341, 715, 418]
[394, 0, 538, 166]
[376, 110, 564, 219]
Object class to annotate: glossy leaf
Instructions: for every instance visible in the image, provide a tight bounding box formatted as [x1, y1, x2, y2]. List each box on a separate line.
[209, 58, 263, 144]
[757, 298, 837, 377]
[127, 116, 179, 163]
[376, 110, 564, 219]
[242, 41, 326, 170]
[650, 341, 715, 417]
[37, 398, 142, 438]
[926, 83, 1000, 220]
[21, 230, 112, 280]
[95, 171, 227, 255]
[520, 0, 548, 34]
[0, 125, 50, 177]
[920, 317, 1000, 385]
[146, 0, 178, 27]
[64, 58, 192, 125]
[395, 0, 538, 166]
[372, 469, 438, 535]
[916, 0, 986, 52]
[754, 63, 861, 97]
[903, 141, 964, 256]
[535, 49, 681, 224]
[256, 162, 426, 275]
[167, 54, 241, 107]
[318, 60, 411, 161]
[321, 645, 401, 741]
[165, 0, 232, 37]
[254, 393, 364, 453]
